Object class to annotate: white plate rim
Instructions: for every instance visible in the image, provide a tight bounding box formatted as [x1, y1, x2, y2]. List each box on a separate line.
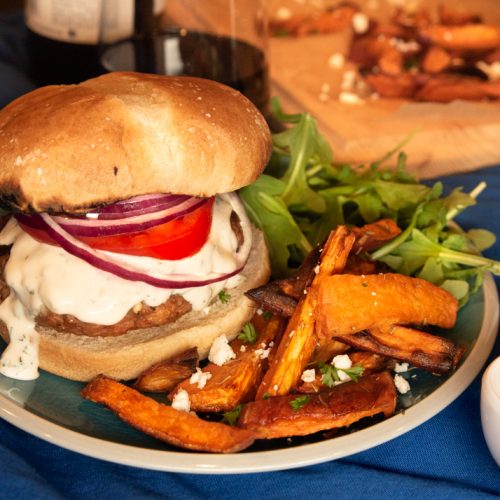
[0, 275, 497, 474]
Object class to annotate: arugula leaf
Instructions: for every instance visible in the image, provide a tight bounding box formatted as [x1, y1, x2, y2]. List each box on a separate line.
[274, 113, 328, 213]
[222, 404, 243, 426]
[290, 395, 310, 411]
[237, 323, 258, 344]
[466, 229, 496, 252]
[240, 176, 312, 277]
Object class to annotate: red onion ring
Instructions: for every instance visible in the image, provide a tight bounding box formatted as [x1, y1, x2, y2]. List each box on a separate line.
[49, 197, 209, 237]
[91, 194, 192, 219]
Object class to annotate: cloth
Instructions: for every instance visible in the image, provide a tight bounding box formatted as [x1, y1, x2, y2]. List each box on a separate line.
[0, 11, 499, 500]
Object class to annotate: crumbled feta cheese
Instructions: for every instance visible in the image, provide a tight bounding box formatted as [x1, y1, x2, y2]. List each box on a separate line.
[256, 308, 263, 315]
[301, 368, 316, 383]
[394, 362, 409, 373]
[240, 345, 247, 352]
[338, 370, 352, 382]
[171, 389, 191, 412]
[189, 368, 212, 389]
[329, 52, 345, 69]
[208, 334, 236, 366]
[339, 91, 364, 105]
[476, 61, 500, 81]
[314, 265, 320, 275]
[254, 347, 271, 360]
[332, 354, 352, 370]
[388, 37, 420, 53]
[273, 384, 278, 391]
[352, 12, 369, 34]
[394, 374, 411, 394]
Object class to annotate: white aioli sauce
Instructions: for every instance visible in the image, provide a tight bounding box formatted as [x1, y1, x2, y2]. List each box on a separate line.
[0, 195, 249, 380]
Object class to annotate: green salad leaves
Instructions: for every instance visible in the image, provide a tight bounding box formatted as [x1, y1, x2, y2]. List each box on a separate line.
[239, 98, 499, 306]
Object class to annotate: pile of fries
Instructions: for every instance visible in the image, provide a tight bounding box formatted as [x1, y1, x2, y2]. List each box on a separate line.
[271, 3, 500, 102]
[82, 221, 463, 453]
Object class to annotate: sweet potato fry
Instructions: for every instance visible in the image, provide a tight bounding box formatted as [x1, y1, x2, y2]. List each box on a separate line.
[438, 6, 482, 26]
[256, 227, 355, 399]
[275, 244, 322, 299]
[336, 325, 464, 374]
[351, 219, 401, 253]
[81, 375, 255, 453]
[316, 226, 356, 278]
[270, 5, 356, 37]
[349, 351, 389, 371]
[378, 47, 404, 76]
[316, 273, 458, 340]
[344, 256, 380, 275]
[422, 46, 452, 74]
[171, 316, 284, 412]
[246, 245, 321, 314]
[365, 73, 420, 98]
[255, 292, 317, 399]
[415, 75, 500, 102]
[240, 371, 396, 439]
[172, 351, 265, 412]
[133, 348, 198, 393]
[310, 338, 350, 365]
[245, 283, 298, 317]
[349, 37, 390, 67]
[419, 24, 500, 51]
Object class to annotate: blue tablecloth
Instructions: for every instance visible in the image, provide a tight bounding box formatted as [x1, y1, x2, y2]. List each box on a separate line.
[0, 11, 499, 500]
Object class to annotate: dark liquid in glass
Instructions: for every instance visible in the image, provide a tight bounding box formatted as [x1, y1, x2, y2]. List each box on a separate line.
[27, 29, 103, 86]
[100, 29, 270, 115]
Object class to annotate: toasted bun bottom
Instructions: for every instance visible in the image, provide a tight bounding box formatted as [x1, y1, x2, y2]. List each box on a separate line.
[0, 226, 270, 382]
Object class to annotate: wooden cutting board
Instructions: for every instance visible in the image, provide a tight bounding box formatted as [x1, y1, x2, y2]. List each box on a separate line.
[269, 0, 500, 179]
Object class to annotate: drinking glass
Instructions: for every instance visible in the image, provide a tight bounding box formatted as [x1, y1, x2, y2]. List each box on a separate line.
[99, 0, 270, 115]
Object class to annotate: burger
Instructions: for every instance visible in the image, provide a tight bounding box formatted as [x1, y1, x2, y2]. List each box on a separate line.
[0, 72, 271, 382]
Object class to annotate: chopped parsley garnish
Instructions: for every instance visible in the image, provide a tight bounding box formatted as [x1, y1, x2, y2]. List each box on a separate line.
[290, 395, 310, 411]
[319, 362, 365, 388]
[237, 322, 258, 344]
[218, 290, 231, 304]
[222, 404, 242, 426]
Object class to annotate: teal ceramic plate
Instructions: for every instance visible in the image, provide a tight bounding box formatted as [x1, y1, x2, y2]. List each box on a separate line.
[0, 275, 498, 473]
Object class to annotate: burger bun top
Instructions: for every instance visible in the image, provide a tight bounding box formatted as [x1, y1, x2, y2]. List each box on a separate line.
[0, 72, 272, 212]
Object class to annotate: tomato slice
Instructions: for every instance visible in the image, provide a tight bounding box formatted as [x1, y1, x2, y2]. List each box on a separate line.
[19, 197, 214, 260]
